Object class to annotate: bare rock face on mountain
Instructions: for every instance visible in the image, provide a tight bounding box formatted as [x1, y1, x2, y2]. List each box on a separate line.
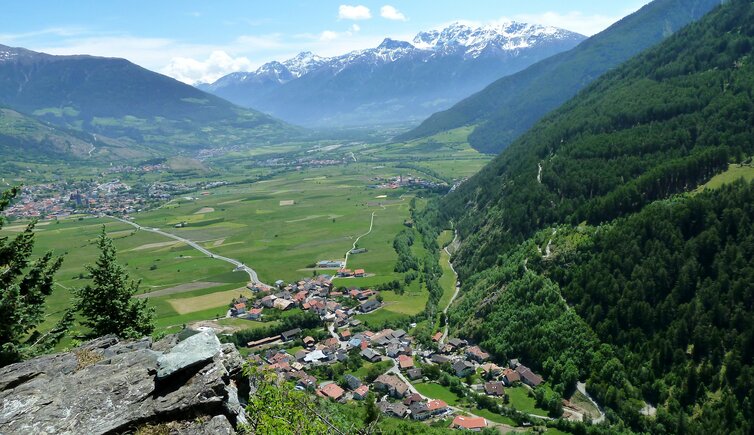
[0, 331, 246, 435]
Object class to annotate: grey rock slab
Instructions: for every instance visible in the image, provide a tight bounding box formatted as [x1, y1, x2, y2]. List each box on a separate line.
[156, 331, 222, 379]
[0, 331, 245, 435]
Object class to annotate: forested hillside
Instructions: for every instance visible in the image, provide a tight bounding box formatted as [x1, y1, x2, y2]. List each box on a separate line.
[442, 0, 754, 280]
[399, 0, 720, 153]
[449, 181, 754, 433]
[428, 1, 754, 433]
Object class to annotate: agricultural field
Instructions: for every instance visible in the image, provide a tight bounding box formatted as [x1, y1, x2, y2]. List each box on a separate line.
[1, 164, 428, 336]
[2, 127, 493, 339]
[348, 127, 492, 181]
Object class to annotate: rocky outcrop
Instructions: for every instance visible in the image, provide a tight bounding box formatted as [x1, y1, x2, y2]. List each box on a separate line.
[0, 331, 246, 435]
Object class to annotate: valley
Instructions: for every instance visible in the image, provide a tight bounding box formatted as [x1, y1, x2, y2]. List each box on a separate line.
[1, 134, 490, 343]
[2, 1, 754, 434]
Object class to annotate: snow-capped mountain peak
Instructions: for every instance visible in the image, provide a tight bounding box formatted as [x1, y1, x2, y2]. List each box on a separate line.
[412, 21, 576, 55]
[201, 20, 586, 126]
[283, 51, 326, 78]
[377, 38, 415, 51]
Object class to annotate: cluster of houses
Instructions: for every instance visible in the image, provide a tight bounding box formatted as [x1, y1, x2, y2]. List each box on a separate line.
[243, 317, 545, 432]
[230, 275, 383, 323]
[336, 268, 367, 278]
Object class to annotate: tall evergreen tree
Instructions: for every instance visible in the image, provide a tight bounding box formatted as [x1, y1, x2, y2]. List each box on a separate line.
[74, 227, 154, 338]
[0, 187, 72, 366]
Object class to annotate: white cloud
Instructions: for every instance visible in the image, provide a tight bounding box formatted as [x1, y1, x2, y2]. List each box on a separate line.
[161, 50, 253, 84]
[319, 30, 339, 42]
[380, 5, 407, 21]
[338, 5, 371, 20]
[351, 24, 361, 32]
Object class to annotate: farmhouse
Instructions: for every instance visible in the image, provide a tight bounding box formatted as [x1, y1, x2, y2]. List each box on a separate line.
[360, 348, 382, 362]
[360, 299, 381, 313]
[407, 368, 422, 380]
[516, 364, 544, 387]
[466, 345, 490, 362]
[281, 328, 301, 342]
[273, 298, 294, 311]
[452, 360, 475, 377]
[397, 355, 414, 370]
[247, 308, 263, 320]
[317, 260, 344, 268]
[318, 383, 345, 401]
[484, 381, 505, 397]
[452, 415, 487, 431]
[378, 401, 409, 418]
[374, 374, 409, 398]
[502, 368, 521, 385]
[353, 385, 369, 400]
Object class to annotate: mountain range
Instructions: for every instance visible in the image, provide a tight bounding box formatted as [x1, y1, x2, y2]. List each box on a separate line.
[0, 44, 296, 160]
[199, 22, 586, 127]
[399, 0, 722, 153]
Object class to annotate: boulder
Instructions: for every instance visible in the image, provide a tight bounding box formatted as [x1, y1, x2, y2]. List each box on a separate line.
[0, 331, 245, 435]
[156, 331, 221, 379]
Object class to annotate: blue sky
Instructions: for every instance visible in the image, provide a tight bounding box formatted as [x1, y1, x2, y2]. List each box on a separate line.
[0, 1, 650, 83]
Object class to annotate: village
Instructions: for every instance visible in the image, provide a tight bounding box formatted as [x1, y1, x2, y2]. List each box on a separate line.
[1, 179, 196, 219]
[220, 272, 590, 432]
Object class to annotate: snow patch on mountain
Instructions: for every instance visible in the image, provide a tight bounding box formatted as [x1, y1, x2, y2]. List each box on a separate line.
[204, 21, 584, 92]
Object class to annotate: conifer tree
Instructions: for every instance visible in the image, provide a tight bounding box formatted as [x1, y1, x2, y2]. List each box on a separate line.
[74, 227, 154, 338]
[0, 187, 72, 366]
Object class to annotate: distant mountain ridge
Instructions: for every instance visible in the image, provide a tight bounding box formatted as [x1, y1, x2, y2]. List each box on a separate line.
[200, 22, 586, 127]
[0, 44, 296, 160]
[399, 0, 723, 153]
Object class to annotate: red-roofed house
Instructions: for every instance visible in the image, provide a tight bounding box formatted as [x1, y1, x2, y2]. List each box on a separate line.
[319, 383, 345, 401]
[353, 385, 369, 400]
[247, 308, 262, 320]
[354, 268, 365, 277]
[432, 332, 442, 342]
[427, 399, 448, 415]
[293, 291, 308, 303]
[451, 415, 487, 431]
[398, 355, 414, 370]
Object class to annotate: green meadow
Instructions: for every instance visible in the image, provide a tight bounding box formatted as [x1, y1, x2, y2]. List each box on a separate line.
[2, 127, 492, 338]
[2, 165, 423, 336]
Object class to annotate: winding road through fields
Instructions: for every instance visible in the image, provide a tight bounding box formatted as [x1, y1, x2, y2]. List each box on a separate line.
[108, 216, 265, 285]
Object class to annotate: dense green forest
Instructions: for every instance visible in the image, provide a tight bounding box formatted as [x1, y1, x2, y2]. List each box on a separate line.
[449, 181, 754, 433]
[398, 0, 720, 153]
[427, 1, 754, 433]
[441, 0, 754, 281]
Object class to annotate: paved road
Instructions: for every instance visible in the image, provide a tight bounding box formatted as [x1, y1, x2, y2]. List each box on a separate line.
[108, 216, 265, 285]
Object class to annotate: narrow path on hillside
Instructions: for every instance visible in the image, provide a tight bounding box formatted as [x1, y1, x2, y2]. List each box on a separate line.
[440, 230, 460, 345]
[577, 382, 606, 424]
[108, 216, 265, 285]
[342, 210, 378, 269]
[341, 196, 407, 269]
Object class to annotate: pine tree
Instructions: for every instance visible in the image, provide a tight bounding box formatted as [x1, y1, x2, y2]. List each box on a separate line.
[0, 187, 72, 366]
[74, 227, 154, 338]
